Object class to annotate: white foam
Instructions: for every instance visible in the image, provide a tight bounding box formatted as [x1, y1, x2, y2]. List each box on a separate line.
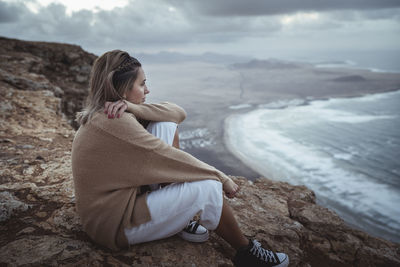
[368, 68, 400, 73]
[179, 128, 210, 140]
[325, 111, 395, 123]
[257, 96, 396, 126]
[314, 60, 400, 73]
[258, 98, 305, 109]
[315, 60, 356, 69]
[229, 104, 252, 110]
[333, 153, 353, 160]
[224, 91, 400, 237]
[179, 128, 215, 149]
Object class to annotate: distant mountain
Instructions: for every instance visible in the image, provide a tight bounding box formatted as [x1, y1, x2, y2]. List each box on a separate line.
[135, 51, 251, 64]
[332, 75, 367, 82]
[230, 58, 307, 70]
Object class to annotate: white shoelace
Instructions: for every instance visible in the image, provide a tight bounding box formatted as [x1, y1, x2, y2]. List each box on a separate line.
[186, 221, 197, 230]
[184, 221, 200, 233]
[250, 240, 277, 263]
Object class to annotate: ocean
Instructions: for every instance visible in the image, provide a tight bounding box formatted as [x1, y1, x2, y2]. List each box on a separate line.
[225, 90, 400, 243]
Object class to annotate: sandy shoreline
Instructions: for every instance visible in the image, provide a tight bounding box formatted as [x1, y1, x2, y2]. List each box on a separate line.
[223, 112, 267, 179]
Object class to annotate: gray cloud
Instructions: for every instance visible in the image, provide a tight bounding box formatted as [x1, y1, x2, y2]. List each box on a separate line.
[0, 0, 26, 22]
[360, 8, 400, 20]
[0, 0, 398, 57]
[0, 0, 283, 50]
[166, 0, 400, 17]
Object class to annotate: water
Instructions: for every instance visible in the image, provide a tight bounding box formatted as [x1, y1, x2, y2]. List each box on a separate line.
[225, 90, 400, 243]
[285, 50, 400, 73]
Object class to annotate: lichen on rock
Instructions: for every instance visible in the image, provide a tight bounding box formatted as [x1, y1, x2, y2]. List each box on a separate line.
[0, 191, 32, 222]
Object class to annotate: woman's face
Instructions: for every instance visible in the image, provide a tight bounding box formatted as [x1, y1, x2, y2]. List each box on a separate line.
[124, 67, 150, 104]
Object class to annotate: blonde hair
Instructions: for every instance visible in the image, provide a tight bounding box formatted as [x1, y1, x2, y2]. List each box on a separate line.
[76, 50, 142, 125]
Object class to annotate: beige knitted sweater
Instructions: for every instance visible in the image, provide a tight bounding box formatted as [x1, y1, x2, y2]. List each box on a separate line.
[72, 102, 231, 250]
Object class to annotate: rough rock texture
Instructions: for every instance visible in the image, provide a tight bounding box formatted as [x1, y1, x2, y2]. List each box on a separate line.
[0, 36, 96, 129]
[1, 36, 400, 266]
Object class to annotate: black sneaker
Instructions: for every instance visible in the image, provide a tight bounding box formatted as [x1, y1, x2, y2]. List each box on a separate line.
[233, 239, 289, 267]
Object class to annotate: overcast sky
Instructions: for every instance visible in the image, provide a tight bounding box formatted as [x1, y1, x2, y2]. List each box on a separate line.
[1, 0, 399, 69]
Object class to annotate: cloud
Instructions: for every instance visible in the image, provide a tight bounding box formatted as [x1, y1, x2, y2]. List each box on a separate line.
[0, 0, 27, 22]
[166, 0, 400, 17]
[0, 0, 283, 51]
[0, 0, 399, 56]
[0, 2, 93, 41]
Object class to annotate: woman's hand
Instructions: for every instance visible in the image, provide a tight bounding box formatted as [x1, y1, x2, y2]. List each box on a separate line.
[223, 179, 240, 198]
[104, 100, 127, 119]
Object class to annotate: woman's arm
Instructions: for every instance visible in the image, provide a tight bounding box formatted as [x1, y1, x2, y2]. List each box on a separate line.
[104, 100, 186, 124]
[126, 102, 186, 124]
[102, 101, 238, 197]
[91, 112, 238, 197]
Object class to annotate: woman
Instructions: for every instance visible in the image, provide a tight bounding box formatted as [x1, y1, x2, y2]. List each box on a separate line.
[72, 50, 289, 267]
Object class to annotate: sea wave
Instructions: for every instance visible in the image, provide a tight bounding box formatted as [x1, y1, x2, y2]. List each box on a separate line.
[224, 90, 400, 242]
[179, 128, 215, 149]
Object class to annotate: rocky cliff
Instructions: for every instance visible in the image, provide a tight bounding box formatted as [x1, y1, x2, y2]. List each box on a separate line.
[0, 36, 96, 130]
[1, 37, 399, 266]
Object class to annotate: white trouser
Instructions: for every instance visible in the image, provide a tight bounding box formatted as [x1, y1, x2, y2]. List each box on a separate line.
[124, 121, 223, 245]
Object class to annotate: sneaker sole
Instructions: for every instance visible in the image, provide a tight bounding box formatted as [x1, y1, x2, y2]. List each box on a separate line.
[178, 230, 209, 243]
[233, 256, 289, 267]
[275, 256, 289, 267]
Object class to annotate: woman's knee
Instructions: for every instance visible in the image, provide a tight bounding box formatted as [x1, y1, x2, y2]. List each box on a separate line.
[147, 121, 177, 132]
[200, 179, 222, 191]
[187, 180, 222, 200]
[189, 180, 223, 230]
[146, 121, 177, 145]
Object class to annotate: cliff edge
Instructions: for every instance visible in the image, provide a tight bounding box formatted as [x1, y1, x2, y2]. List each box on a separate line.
[1, 37, 399, 266]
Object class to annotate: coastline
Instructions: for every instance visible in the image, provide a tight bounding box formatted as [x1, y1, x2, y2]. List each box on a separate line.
[221, 89, 400, 244]
[223, 113, 267, 179]
[222, 87, 400, 181]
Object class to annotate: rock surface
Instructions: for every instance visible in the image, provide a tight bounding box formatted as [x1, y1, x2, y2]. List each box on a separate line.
[1, 36, 400, 266]
[0, 36, 96, 129]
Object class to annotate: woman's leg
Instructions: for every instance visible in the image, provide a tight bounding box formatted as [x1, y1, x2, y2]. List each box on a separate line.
[216, 198, 290, 267]
[146, 121, 178, 190]
[146, 122, 248, 248]
[146, 121, 179, 149]
[215, 199, 249, 249]
[146, 121, 177, 146]
[124, 180, 223, 245]
[172, 127, 180, 149]
[138, 122, 288, 266]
